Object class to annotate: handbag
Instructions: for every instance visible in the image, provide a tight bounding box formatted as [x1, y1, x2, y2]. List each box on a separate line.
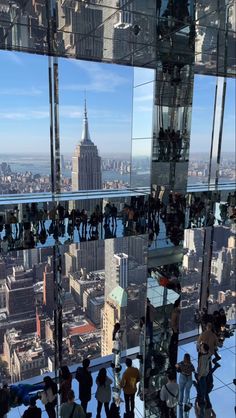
[69, 402, 76, 418]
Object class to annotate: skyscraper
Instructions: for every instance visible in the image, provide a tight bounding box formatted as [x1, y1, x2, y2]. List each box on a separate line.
[72, 100, 102, 191]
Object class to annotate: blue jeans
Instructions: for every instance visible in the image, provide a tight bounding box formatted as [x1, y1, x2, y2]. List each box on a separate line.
[179, 374, 192, 404]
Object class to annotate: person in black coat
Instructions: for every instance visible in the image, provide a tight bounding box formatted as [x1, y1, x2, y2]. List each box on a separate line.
[22, 398, 42, 418]
[0, 384, 10, 418]
[75, 358, 93, 414]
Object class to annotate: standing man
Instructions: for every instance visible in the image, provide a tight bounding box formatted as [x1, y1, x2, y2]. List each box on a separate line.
[75, 358, 93, 414]
[160, 371, 179, 418]
[197, 343, 211, 417]
[120, 358, 140, 417]
[60, 390, 85, 418]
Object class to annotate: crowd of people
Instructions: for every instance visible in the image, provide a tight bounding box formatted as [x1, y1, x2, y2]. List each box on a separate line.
[156, 307, 233, 418]
[0, 198, 149, 253]
[0, 357, 141, 418]
[154, 128, 188, 162]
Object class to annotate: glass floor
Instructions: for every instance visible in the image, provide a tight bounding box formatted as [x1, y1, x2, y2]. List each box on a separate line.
[8, 359, 144, 418]
[7, 333, 235, 417]
[177, 332, 236, 418]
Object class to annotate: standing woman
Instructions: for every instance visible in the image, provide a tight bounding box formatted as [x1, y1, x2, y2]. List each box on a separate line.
[176, 353, 195, 411]
[95, 368, 112, 418]
[41, 376, 57, 418]
[59, 366, 72, 404]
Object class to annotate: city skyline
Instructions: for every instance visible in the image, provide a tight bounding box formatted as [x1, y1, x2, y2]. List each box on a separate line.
[0, 50, 235, 156]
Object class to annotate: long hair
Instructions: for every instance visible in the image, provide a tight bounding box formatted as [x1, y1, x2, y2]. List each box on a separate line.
[60, 365, 71, 381]
[43, 376, 57, 395]
[112, 322, 120, 341]
[97, 368, 107, 387]
[183, 353, 191, 364]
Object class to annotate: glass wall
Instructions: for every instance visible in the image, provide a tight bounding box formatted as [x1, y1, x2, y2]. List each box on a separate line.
[0, 51, 51, 194]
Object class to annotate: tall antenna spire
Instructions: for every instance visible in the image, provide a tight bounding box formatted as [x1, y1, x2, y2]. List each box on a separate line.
[81, 93, 93, 144]
[84, 90, 87, 119]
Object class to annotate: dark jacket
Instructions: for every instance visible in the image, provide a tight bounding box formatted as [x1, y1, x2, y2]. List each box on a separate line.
[22, 406, 42, 418]
[75, 367, 93, 402]
[60, 375, 72, 404]
[0, 388, 10, 418]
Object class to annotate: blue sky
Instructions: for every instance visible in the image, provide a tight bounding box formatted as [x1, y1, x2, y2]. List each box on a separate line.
[0, 50, 234, 157]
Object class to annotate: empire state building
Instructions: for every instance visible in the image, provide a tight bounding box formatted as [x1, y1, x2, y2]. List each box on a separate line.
[72, 101, 102, 191]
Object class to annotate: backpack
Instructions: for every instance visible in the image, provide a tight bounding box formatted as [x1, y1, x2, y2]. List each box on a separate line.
[165, 384, 178, 408]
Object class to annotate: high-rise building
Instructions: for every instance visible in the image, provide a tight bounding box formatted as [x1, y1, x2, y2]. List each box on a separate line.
[43, 264, 54, 318]
[5, 266, 35, 317]
[101, 285, 127, 356]
[72, 101, 102, 191]
[112, 253, 128, 289]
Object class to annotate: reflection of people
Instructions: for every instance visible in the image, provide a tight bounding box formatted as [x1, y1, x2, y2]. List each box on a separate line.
[111, 323, 122, 372]
[95, 368, 112, 418]
[120, 358, 140, 416]
[22, 398, 42, 418]
[138, 316, 145, 360]
[60, 389, 85, 418]
[146, 298, 156, 344]
[169, 298, 181, 368]
[160, 371, 179, 418]
[176, 353, 194, 411]
[75, 358, 93, 414]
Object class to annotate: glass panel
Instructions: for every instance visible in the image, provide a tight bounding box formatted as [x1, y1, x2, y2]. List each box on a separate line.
[134, 68, 155, 87]
[188, 75, 216, 187]
[132, 81, 154, 139]
[131, 139, 152, 188]
[219, 78, 236, 186]
[0, 247, 54, 383]
[58, 59, 133, 192]
[0, 51, 51, 194]
[59, 235, 148, 365]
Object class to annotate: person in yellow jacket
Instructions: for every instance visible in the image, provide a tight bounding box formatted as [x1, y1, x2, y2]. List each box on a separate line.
[120, 358, 140, 416]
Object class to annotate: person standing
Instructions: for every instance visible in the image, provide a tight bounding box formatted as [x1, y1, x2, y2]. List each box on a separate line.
[146, 298, 156, 344]
[198, 323, 219, 360]
[22, 398, 42, 418]
[95, 368, 112, 418]
[120, 358, 140, 417]
[75, 358, 93, 414]
[41, 376, 57, 418]
[59, 366, 72, 404]
[176, 353, 195, 411]
[160, 371, 179, 418]
[60, 389, 85, 418]
[197, 343, 211, 418]
[0, 384, 10, 418]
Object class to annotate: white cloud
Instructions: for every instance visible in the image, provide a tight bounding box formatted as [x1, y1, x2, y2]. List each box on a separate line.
[0, 87, 43, 96]
[0, 109, 49, 120]
[62, 60, 129, 93]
